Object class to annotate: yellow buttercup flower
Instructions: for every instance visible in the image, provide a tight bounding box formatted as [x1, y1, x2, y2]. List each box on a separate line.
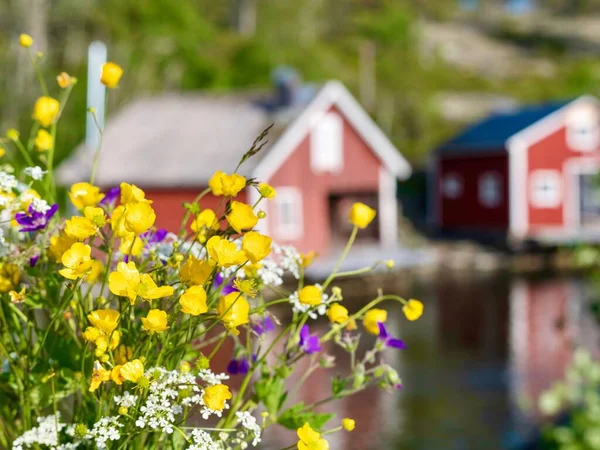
[242, 231, 272, 263]
[49, 233, 78, 261]
[124, 202, 156, 235]
[226, 201, 258, 234]
[233, 278, 257, 298]
[56, 72, 76, 88]
[179, 256, 215, 286]
[83, 326, 102, 343]
[0, 146, 5, 158]
[349, 202, 376, 229]
[120, 359, 144, 383]
[8, 288, 26, 304]
[363, 308, 387, 335]
[137, 274, 174, 301]
[89, 361, 111, 392]
[206, 236, 248, 267]
[297, 423, 329, 450]
[65, 216, 97, 240]
[84, 206, 107, 228]
[202, 384, 232, 412]
[218, 292, 249, 335]
[342, 418, 355, 432]
[258, 183, 276, 199]
[403, 299, 424, 321]
[94, 330, 120, 356]
[101, 62, 123, 89]
[32, 96, 60, 127]
[109, 261, 173, 305]
[179, 286, 208, 316]
[111, 206, 129, 237]
[69, 182, 104, 210]
[326, 303, 349, 324]
[141, 309, 169, 333]
[34, 129, 53, 152]
[191, 209, 219, 234]
[87, 309, 120, 335]
[0, 263, 20, 293]
[6, 129, 19, 141]
[298, 285, 322, 306]
[119, 235, 144, 257]
[111, 365, 125, 385]
[19, 34, 33, 48]
[208, 171, 246, 197]
[301, 251, 317, 268]
[59, 243, 94, 280]
[120, 182, 151, 204]
[114, 346, 133, 365]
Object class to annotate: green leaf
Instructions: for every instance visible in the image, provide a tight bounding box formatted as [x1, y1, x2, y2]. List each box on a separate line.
[277, 403, 333, 431]
[255, 376, 286, 417]
[331, 375, 346, 396]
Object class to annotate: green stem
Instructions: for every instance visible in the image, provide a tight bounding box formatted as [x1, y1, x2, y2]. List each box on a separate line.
[321, 227, 358, 291]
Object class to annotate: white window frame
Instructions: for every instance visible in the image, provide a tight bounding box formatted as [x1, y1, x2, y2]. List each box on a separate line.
[566, 106, 600, 152]
[441, 173, 463, 199]
[478, 171, 503, 208]
[274, 187, 303, 240]
[530, 169, 562, 209]
[310, 112, 343, 173]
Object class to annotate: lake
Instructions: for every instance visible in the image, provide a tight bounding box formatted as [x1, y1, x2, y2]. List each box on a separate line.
[258, 270, 600, 450]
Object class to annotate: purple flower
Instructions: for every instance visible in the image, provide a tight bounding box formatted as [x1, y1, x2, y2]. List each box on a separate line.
[227, 357, 250, 375]
[15, 204, 58, 232]
[377, 322, 406, 350]
[299, 325, 321, 354]
[213, 272, 237, 295]
[100, 187, 120, 205]
[253, 316, 275, 335]
[29, 254, 40, 268]
[141, 228, 168, 244]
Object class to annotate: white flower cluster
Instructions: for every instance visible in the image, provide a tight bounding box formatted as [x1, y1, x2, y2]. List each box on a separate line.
[274, 244, 302, 279]
[198, 368, 230, 386]
[0, 171, 18, 192]
[114, 391, 138, 408]
[289, 284, 329, 320]
[188, 429, 220, 450]
[88, 416, 122, 449]
[235, 411, 261, 447]
[30, 198, 51, 213]
[23, 166, 47, 181]
[12, 414, 65, 450]
[256, 259, 284, 287]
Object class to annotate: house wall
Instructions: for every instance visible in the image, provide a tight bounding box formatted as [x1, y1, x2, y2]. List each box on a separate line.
[264, 105, 383, 255]
[438, 153, 509, 230]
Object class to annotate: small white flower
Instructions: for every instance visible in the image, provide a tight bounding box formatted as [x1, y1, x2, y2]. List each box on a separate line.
[0, 171, 17, 191]
[23, 166, 47, 181]
[88, 416, 123, 449]
[30, 198, 51, 213]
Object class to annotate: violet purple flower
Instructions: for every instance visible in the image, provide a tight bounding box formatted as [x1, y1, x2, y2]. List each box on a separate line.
[214, 272, 238, 295]
[141, 228, 168, 244]
[15, 203, 58, 232]
[227, 357, 251, 375]
[299, 325, 321, 354]
[29, 254, 40, 268]
[377, 322, 406, 350]
[252, 316, 275, 335]
[100, 187, 120, 206]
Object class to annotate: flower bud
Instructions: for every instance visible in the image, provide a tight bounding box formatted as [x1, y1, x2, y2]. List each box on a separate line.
[180, 361, 191, 373]
[385, 259, 395, 269]
[118, 406, 128, 416]
[197, 354, 210, 370]
[19, 34, 33, 48]
[100, 354, 110, 363]
[74, 424, 88, 439]
[353, 364, 365, 390]
[258, 211, 267, 219]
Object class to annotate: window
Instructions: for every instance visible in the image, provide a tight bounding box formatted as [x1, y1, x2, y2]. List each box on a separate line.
[310, 112, 343, 173]
[530, 170, 562, 208]
[567, 105, 600, 152]
[478, 172, 503, 208]
[275, 187, 303, 240]
[441, 173, 463, 199]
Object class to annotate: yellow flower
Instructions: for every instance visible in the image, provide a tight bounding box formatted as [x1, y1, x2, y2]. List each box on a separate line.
[191, 209, 219, 235]
[8, 288, 26, 303]
[179, 285, 208, 316]
[138, 274, 175, 300]
[120, 359, 144, 382]
[65, 216, 97, 240]
[124, 202, 156, 235]
[87, 309, 120, 335]
[119, 235, 144, 257]
[298, 285, 322, 306]
[83, 327, 102, 343]
[120, 182, 151, 204]
[242, 231, 272, 263]
[32, 96, 60, 127]
[6, 129, 19, 141]
[180, 361, 191, 373]
[114, 345, 133, 365]
[59, 243, 94, 280]
[233, 278, 257, 298]
[94, 330, 120, 356]
[85, 206, 107, 228]
[385, 259, 395, 269]
[226, 201, 258, 234]
[209, 171, 246, 197]
[141, 309, 169, 333]
[19, 34, 33, 48]
[258, 183, 277, 199]
[0, 263, 20, 293]
[109, 261, 173, 305]
[89, 361, 111, 392]
[403, 299, 424, 321]
[342, 418, 355, 432]
[363, 308, 387, 335]
[49, 233, 78, 261]
[56, 72, 76, 89]
[111, 365, 125, 385]
[111, 205, 129, 237]
[301, 251, 317, 268]
[297, 423, 329, 450]
[101, 62, 123, 89]
[326, 303, 349, 324]
[179, 256, 215, 286]
[349, 202, 376, 229]
[346, 318, 357, 331]
[206, 236, 247, 267]
[0, 146, 5, 158]
[69, 182, 104, 210]
[202, 384, 232, 411]
[218, 292, 249, 335]
[34, 129, 53, 152]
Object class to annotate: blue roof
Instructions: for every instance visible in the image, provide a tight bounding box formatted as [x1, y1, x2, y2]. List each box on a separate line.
[438, 100, 571, 155]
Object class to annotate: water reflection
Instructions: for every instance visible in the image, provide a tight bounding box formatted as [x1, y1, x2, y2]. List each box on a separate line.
[252, 272, 600, 449]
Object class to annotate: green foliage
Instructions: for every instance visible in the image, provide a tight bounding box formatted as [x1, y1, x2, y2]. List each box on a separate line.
[277, 403, 334, 431]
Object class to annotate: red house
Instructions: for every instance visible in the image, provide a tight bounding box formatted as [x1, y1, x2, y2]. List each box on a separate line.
[58, 74, 411, 257]
[430, 96, 600, 246]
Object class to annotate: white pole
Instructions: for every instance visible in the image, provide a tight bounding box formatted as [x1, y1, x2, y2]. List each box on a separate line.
[85, 41, 107, 151]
